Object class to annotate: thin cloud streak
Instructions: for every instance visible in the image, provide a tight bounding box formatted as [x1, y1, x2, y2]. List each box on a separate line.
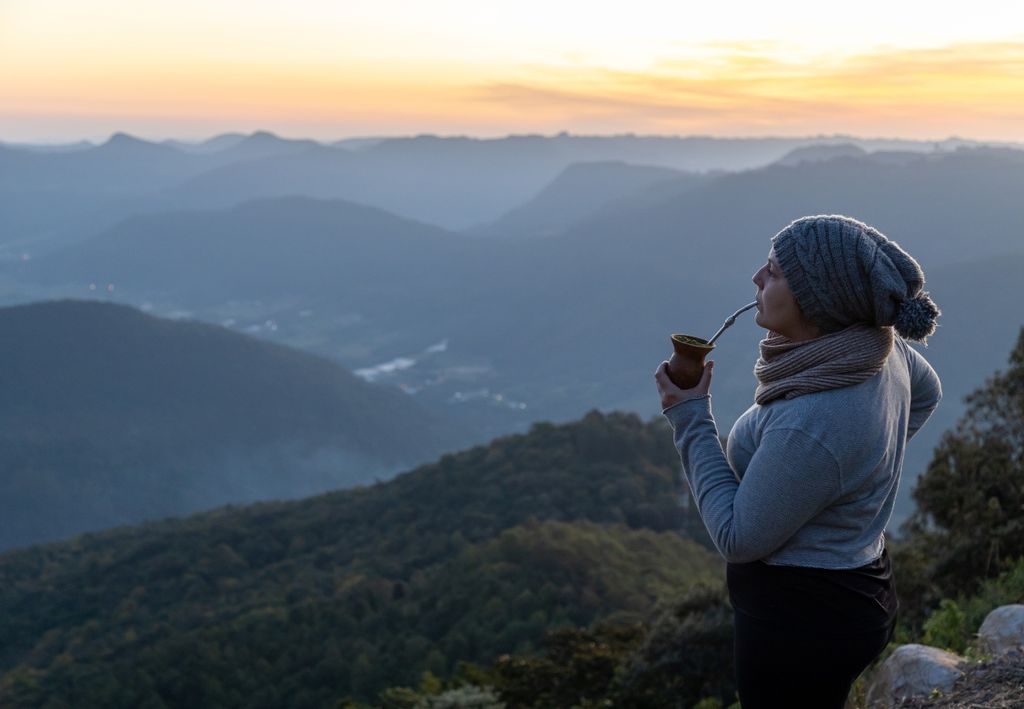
[471, 40, 1024, 138]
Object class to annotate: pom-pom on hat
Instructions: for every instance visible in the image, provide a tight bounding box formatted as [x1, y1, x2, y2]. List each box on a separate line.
[771, 215, 941, 344]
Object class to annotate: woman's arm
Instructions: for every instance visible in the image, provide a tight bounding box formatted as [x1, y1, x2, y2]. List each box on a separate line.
[662, 397, 842, 563]
[896, 338, 942, 440]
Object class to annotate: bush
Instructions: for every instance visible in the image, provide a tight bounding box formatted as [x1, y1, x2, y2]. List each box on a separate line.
[922, 599, 969, 653]
[612, 582, 736, 709]
[918, 556, 1024, 656]
[416, 685, 505, 709]
[901, 328, 1024, 603]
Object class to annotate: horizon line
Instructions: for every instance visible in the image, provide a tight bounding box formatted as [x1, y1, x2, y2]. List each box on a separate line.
[5, 129, 1024, 149]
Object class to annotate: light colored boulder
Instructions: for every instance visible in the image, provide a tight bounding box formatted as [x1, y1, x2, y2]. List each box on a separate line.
[978, 604, 1024, 656]
[865, 643, 964, 708]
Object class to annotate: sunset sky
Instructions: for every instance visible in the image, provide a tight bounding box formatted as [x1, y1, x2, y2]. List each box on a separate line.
[3, 0, 1024, 143]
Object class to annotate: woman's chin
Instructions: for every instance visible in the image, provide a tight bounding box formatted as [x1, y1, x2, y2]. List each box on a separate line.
[755, 312, 775, 333]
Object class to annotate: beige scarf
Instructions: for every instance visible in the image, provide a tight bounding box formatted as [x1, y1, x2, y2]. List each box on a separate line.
[754, 324, 895, 405]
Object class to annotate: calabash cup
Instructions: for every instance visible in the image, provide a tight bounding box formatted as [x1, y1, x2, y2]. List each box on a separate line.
[667, 334, 715, 390]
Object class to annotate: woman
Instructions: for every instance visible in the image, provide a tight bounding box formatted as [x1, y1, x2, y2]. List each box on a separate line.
[654, 214, 942, 708]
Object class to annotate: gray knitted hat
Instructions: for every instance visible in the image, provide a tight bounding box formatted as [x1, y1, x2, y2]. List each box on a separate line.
[771, 215, 941, 343]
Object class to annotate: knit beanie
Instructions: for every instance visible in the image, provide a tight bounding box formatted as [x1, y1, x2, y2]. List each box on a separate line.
[771, 215, 941, 344]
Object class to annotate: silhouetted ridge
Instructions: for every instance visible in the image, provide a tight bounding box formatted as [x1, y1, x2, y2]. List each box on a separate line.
[0, 299, 473, 550]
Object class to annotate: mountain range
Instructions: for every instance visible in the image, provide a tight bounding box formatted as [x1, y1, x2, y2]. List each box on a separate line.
[2, 131, 999, 255]
[4, 137, 1023, 531]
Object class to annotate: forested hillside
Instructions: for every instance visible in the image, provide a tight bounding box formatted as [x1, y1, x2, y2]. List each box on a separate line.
[3, 326, 1022, 708]
[0, 300, 478, 550]
[0, 410, 719, 707]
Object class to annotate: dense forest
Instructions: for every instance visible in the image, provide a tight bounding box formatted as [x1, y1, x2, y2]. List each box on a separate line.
[2, 328, 1023, 708]
[0, 409, 718, 706]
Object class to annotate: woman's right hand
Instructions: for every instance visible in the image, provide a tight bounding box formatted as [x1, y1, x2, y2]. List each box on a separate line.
[655, 359, 714, 411]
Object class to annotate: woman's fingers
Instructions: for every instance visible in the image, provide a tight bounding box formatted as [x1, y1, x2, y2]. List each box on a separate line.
[693, 360, 714, 394]
[655, 362, 677, 390]
[702, 360, 714, 383]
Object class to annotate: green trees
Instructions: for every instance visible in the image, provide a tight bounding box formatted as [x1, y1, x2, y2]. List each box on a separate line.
[0, 411, 719, 708]
[898, 327, 1024, 616]
[611, 583, 736, 708]
[389, 586, 735, 709]
[9, 327, 1024, 707]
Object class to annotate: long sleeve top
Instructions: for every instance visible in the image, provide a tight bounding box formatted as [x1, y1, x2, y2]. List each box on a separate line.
[662, 336, 942, 568]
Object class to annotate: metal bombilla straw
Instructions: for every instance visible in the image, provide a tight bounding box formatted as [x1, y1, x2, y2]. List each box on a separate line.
[707, 301, 758, 345]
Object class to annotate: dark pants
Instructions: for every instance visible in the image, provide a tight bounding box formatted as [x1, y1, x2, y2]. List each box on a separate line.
[733, 605, 895, 709]
[727, 550, 898, 708]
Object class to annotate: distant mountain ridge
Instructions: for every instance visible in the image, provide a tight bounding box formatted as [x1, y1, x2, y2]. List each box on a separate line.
[5, 131, 1011, 254]
[162, 130, 322, 157]
[17, 143, 1024, 533]
[774, 142, 868, 166]
[8, 143, 1024, 528]
[468, 161, 708, 239]
[0, 299, 481, 551]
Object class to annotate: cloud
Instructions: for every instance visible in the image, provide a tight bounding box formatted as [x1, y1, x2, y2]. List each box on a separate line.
[468, 39, 1024, 136]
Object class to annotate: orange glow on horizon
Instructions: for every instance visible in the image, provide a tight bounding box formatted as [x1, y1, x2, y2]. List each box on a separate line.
[3, 0, 1024, 143]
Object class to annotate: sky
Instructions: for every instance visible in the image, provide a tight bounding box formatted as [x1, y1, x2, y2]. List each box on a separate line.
[3, 0, 1024, 143]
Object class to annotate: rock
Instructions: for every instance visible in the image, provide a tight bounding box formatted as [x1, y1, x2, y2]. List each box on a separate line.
[865, 644, 964, 708]
[884, 648, 1024, 708]
[977, 604, 1024, 656]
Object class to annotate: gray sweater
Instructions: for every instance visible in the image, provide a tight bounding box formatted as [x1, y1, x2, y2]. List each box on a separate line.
[662, 337, 942, 568]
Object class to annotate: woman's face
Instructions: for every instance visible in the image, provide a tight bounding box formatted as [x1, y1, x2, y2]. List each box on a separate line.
[751, 247, 822, 341]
